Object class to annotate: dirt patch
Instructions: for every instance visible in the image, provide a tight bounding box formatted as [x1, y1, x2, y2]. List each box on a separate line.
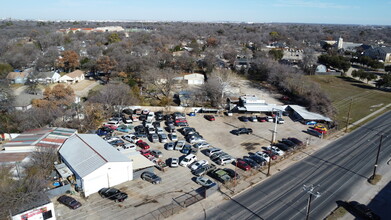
[134, 198, 159, 207]
[241, 142, 260, 151]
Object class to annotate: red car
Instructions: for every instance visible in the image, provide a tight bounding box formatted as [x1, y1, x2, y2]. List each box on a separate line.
[313, 128, 327, 134]
[258, 117, 267, 122]
[139, 149, 152, 157]
[204, 115, 215, 121]
[263, 150, 278, 160]
[235, 159, 251, 171]
[136, 141, 150, 150]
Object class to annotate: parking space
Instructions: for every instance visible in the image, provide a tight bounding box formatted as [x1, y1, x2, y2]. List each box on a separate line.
[55, 111, 325, 219]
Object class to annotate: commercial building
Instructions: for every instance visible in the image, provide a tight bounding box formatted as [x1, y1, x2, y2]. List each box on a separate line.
[59, 134, 133, 197]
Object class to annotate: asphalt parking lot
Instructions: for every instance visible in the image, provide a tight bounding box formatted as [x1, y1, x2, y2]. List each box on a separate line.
[54, 112, 324, 220]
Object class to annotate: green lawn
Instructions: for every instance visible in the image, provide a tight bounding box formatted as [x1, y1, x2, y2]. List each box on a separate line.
[307, 76, 391, 128]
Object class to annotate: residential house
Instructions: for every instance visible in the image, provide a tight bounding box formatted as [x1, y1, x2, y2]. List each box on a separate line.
[59, 70, 85, 84]
[173, 73, 205, 85]
[34, 71, 61, 84]
[12, 93, 42, 111]
[363, 46, 391, 63]
[59, 134, 133, 196]
[6, 70, 31, 84]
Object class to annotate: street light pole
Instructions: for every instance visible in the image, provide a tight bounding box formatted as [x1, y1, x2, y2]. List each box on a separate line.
[303, 184, 321, 220]
[370, 135, 383, 180]
[271, 111, 278, 143]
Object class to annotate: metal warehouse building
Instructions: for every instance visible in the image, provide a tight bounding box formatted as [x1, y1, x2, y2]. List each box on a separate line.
[59, 134, 133, 197]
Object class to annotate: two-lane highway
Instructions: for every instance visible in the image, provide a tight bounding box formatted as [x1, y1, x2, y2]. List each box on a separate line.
[204, 111, 391, 220]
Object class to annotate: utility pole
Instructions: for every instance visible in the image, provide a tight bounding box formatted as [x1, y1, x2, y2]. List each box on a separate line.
[345, 99, 353, 132]
[303, 184, 321, 220]
[266, 154, 272, 176]
[271, 110, 278, 143]
[370, 135, 383, 181]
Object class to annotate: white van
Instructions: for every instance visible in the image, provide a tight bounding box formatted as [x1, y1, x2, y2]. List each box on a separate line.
[180, 154, 197, 166]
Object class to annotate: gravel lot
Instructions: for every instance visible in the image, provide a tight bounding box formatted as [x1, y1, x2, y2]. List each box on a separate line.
[54, 111, 323, 220]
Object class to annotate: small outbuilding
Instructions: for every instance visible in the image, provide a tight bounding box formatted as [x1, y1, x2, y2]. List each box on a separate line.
[59, 134, 133, 197]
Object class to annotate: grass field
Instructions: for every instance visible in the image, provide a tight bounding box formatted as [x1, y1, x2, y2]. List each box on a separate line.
[307, 76, 391, 128]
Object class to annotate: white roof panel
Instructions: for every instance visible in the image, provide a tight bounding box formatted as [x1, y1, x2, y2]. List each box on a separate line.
[289, 105, 332, 122]
[59, 134, 131, 178]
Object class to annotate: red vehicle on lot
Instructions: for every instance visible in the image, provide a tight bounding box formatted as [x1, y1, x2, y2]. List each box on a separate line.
[263, 150, 278, 160]
[136, 141, 150, 150]
[257, 117, 267, 122]
[139, 149, 153, 158]
[234, 159, 251, 171]
[204, 115, 215, 121]
[103, 123, 118, 130]
[314, 128, 327, 134]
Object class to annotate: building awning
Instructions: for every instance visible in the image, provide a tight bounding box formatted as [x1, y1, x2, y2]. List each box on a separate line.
[55, 163, 74, 178]
[122, 150, 155, 171]
[288, 105, 332, 122]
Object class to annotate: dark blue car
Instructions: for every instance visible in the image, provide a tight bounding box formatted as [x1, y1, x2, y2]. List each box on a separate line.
[181, 144, 192, 154]
[96, 127, 113, 136]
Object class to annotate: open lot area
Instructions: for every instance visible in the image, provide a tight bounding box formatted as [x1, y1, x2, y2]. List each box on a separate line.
[307, 76, 391, 127]
[54, 112, 325, 220]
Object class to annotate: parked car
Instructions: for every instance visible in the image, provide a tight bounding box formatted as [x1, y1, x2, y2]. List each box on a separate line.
[57, 195, 82, 209]
[262, 150, 278, 160]
[223, 168, 240, 180]
[280, 139, 297, 148]
[214, 156, 235, 166]
[98, 188, 128, 202]
[155, 111, 164, 121]
[158, 133, 168, 143]
[209, 169, 231, 184]
[149, 133, 159, 142]
[193, 142, 210, 149]
[192, 164, 216, 176]
[307, 128, 323, 137]
[258, 117, 267, 122]
[255, 151, 270, 162]
[234, 159, 251, 171]
[249, 115, 258, 122]
[205, 148, 222, 156]
[137, 141, 150, 150]
[108, 139, 125, 146]
[150, 149, 163, 158]
[180, 154, 197, 166]
[122, 134, 139, 143]
[139, 149, 152, 158]
[314, 124, 328, 131]
[190, 160, 208, 171]
[96, 127, 113, 136]
[204, 115, 215, 121]
[288, 137, 304, 146]
[248, 154, 267, 166]
[314, 128, 327, 134]
[122, 108, 133, 115]
[170, 157, 179, 167]
[239, 116, 249, 122]
[175, 140, 186, 151]
[232, 128, 253, 135]
[181, 144, 192, 154]
[210, 152, 229, 161]
[269, 146, 285, 156]
[195, 176, 215, 187]
[142, 109, 150, 115]
[242, 157, 261, 169]
[276, 117, 285, 124]
[169, 133, 178, 141]
[167, 124, 176, 133]
[104, 121, 120, 130]
[141, 171, 161, 184]
[165, 142, 175, 151]
[152, 121, 161, 128]
[122, 143, 136, 150]
[266, 116, 274, 122]
[306, 121, 317, 125]
[273, 143, 291, 152]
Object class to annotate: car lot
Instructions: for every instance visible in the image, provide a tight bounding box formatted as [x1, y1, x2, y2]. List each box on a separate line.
[54, 111, 323, 219]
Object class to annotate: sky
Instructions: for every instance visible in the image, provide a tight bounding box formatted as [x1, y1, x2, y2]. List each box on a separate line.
[1, 0, 390, 25]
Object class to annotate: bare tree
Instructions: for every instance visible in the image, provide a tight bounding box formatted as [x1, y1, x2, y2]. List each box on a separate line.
[141, 68, 178, 105]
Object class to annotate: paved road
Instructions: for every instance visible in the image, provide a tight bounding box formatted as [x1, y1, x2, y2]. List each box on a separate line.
[204, 111, 391, 220]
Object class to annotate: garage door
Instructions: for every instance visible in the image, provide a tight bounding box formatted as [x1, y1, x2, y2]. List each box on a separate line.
[83, 175, 108, 197]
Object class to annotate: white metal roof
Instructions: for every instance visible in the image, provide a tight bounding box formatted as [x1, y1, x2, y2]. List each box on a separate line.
[288, 105, 332, 122]
[239, 104, 286, 112]
[121, 150, 155, 170]
[59, 134, 131, 178]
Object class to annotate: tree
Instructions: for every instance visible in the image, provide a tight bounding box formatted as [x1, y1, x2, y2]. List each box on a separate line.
[269, 31, 280, 41]
[0, 82, 14, 112]
[206, 37, 218, 47]
[268, 49, 284, 61]
[203, 69, 238, 108]
[141, 68, 178, 105]
[32, 84, 75, 109]
[365, 72, 377, 83]
[107, 33, 122, 44]
[96, 55, 117, 82]
[375, 73, 391, 88]
[301, 48, 317, 74]
[0, 63, 13, 79]
[56, 50, 80, 72]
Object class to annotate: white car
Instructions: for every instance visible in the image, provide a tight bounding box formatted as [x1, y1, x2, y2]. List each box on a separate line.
[170, 157, 179, 167]
[122, 134, 139, 143]
[123, 143, 136, 150]
[180, 154, 197, 166]
[205, 148, 222, 156]
[190, 160, 208, 171]
[250, 115, 258, 122]
[169, 133, 178, 141]
[175, 140, 186, 151]
[156, 127, 164, 134]
[195, 176, 215, 187]
[256, 151, 270, 162]
[193, 142, 210, 149]
[266, 116, 274, 122]
[270, 146, 284, 156]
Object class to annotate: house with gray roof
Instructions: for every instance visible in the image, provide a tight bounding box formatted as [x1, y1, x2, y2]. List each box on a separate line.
[363, 46, 391, 63]
[59, 134, 133, 196]
[33, 71, 61, 84]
